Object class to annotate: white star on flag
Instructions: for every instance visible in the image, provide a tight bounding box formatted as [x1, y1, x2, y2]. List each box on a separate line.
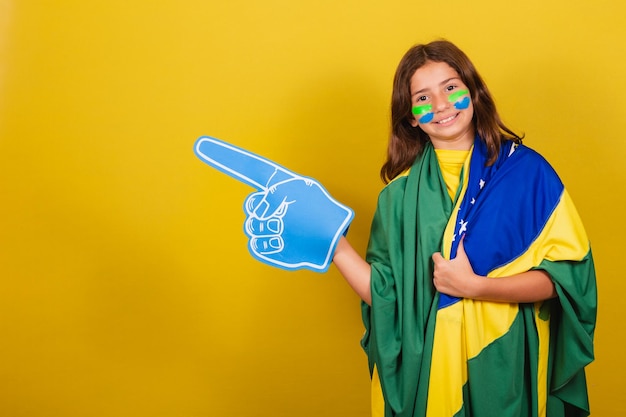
[479, 179, 485, 189]
[458, 219, 468, 235]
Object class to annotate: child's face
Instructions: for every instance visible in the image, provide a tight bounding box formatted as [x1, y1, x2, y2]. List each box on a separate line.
[409, 60, 475, 150]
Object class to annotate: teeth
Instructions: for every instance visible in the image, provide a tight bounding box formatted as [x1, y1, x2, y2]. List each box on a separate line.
[437, 115, 456, 124]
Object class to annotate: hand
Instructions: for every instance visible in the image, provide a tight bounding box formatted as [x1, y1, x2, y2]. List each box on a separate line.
[194, 136, 354, 272]
[432, 238, 481, 299]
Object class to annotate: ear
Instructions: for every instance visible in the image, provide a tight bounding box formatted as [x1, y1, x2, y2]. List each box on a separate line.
[409, 116, 419, 127]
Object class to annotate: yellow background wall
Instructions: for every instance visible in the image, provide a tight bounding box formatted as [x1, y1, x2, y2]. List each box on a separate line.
[0, 0, 623, 415]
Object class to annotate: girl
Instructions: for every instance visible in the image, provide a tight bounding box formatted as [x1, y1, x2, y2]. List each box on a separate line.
[333, 40, 597, 417]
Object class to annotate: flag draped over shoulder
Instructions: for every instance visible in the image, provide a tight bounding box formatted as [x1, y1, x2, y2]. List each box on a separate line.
[361, 138, 597, 417]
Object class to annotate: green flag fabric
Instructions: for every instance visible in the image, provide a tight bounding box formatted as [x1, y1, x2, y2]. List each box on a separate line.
[361, 139, 597, 417]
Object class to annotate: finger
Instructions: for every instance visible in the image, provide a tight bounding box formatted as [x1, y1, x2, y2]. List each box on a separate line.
[245, 217, 284, 236]
[453, 236, 470, 262]
[456, 237, 466, 256]
[244, 191, 290, 220]
[194, 136, 299, 191]
[244, 192, 266, 216]
[250, 236, 284, 255]
[432, 252, 444, 263]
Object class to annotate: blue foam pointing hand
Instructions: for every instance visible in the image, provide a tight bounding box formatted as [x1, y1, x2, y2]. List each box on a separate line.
[194, 136, 354, 272]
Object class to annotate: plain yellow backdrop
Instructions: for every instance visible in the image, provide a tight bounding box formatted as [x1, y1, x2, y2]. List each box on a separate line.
[1, 0, 623, 416]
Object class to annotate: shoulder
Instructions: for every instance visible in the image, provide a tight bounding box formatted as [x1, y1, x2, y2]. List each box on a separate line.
[505, 141, 551, 166]
[372, 170, 411, 217]
[388, 168, 411, 185]
[500, 142, 559, 175]
[495, 141, 564, 195]
[378, 170, 409, 197]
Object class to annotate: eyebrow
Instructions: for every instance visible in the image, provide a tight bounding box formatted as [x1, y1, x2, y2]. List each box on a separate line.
[412, 77, 461, 97]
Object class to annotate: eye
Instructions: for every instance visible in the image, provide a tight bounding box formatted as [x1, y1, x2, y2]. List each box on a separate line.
[445, 85, 457, 92]
[416, 95, 428, 102]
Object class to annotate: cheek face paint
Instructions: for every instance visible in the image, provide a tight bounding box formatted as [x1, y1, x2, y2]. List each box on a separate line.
[412, 104, 434, 124]
[449, 89, 470, 110]
[454, 96, 470, 110]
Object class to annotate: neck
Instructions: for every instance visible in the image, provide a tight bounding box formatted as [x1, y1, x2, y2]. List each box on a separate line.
[430, 130, 475, 151]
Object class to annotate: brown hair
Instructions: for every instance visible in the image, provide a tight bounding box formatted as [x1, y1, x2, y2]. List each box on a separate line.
[381, 40, 522, 183]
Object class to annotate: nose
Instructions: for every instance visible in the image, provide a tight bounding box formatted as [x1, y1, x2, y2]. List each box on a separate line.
[432, 93, 450, 112]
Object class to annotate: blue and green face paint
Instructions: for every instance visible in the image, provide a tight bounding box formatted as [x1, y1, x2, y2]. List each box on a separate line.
[449, 89, 470, 109]
[412, 104, 434, 124]
[412, 89, 470, 124]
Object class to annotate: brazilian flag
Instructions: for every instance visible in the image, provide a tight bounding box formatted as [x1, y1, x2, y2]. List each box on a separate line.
[362, 138, 596, 417]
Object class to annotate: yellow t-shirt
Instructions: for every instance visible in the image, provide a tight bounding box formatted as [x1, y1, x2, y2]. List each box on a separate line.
[434, 149, 470, 200]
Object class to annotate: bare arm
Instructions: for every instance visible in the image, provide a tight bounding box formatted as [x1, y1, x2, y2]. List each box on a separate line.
[432, 238, 556, 303]
[333, 237, 372, 305]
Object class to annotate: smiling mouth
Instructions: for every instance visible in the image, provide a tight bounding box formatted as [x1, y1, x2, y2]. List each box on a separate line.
[436, 113, 458, 124]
